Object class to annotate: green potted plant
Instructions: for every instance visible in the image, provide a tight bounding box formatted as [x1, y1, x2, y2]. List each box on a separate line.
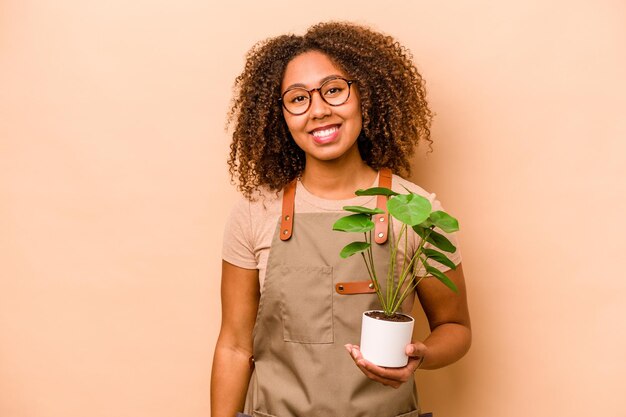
[332, 186, 459, 367]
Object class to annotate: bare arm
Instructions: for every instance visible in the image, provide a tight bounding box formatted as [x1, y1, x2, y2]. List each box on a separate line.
[346, 264, 471, 388]
[414, 263, 471, 368]
[210, 260, 260, 416]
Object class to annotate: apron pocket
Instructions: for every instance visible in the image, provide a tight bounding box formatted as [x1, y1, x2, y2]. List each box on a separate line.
[279, 265, 334, 344]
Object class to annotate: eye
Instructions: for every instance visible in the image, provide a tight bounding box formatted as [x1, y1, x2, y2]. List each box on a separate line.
[322, 79, 347, 97]
[283, 89, 310, 106]
[290, 95, 308, 104]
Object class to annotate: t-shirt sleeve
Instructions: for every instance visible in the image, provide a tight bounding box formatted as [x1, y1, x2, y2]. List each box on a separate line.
[222, 196, 259, 269]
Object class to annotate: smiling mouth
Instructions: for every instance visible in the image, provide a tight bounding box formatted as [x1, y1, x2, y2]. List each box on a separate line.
[311, 125, 340, 139]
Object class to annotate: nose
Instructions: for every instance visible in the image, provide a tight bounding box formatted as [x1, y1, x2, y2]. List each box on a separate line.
[308, 90, 331, 118]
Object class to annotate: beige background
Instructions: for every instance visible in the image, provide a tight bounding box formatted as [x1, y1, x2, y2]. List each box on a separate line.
[1, 1, 625, 416]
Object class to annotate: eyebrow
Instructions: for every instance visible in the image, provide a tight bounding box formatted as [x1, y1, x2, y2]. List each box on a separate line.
[283, 74, 344, 91]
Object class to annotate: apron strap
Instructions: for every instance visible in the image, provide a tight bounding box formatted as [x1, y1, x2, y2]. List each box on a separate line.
[335, 281, 375, 294]
[373, 167, 392, 244]
[280, 168, 393, 243]
[279, 179, 297, 241]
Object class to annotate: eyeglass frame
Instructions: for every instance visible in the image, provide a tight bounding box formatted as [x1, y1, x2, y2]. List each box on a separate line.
[279, 77, 357, 115]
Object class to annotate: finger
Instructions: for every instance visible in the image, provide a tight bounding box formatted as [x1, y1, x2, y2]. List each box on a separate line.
[354, 359, 402, 388]
[359, 359, 415, 384]
[406, 343, 427, 369]
[344, 343, 356, 354]
[345, 345, 360, 363]
[351, 348, 411, 386]
[346, 347, 402, 387]
[406, 342, 426, 358]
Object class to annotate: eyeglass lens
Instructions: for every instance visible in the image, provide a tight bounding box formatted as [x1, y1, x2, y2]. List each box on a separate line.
[282, 78, 351, 115]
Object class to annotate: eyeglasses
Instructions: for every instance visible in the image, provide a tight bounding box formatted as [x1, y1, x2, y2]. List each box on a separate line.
[279, 77, 356, 115]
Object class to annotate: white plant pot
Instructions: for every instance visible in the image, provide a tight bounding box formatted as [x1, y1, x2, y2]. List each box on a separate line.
[360, 310, 415, 368]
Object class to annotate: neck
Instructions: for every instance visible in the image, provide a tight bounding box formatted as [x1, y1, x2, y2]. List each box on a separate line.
[300, 157, 378, 200]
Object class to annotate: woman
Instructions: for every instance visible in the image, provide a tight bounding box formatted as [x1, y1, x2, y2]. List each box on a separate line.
[211, 21, 471, 417]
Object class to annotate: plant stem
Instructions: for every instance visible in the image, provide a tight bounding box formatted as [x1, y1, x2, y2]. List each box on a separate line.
[388, 223, 405, 314]
[385, 221, 404, 315]
[391, 275, 425, 313]
[389, 227, 432, 314]
[361, 251, 385, 310]
[390, 224, 425, 312]
[365, 229, 386, 312]
[391, 228, 436, 312]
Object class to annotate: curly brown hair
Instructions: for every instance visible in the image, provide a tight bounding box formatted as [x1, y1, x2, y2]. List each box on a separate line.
[227, 21, 433, 199]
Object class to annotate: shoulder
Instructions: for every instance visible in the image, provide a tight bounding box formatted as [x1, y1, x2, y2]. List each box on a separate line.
[222, 187, 283, 268]
[391, 174, 434, 199]
[230, 186, 282, 215]
[390, 174, 447, 211]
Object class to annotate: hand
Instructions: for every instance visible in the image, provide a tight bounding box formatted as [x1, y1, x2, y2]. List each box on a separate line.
[344, 342, 427, 388]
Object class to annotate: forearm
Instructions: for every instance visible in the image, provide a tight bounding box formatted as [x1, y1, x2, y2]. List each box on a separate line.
[420, 322, 471, 370]
[210, 342, 253, 417]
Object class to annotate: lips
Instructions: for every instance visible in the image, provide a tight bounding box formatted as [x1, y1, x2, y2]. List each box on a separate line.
[310, 124, 341, 144]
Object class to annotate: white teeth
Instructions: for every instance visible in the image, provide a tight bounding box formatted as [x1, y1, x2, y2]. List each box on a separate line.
[312, 127, 338, 138]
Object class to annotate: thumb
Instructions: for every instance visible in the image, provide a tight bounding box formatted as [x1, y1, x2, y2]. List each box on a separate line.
[406, 343, 424, 357]
[406, 344, 417, 356]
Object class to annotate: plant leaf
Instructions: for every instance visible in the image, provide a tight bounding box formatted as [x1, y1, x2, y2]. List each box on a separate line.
[413, 225, 427, 238]
[423, 248, 457, 270]
[339, 241, 371, 258]
[342, 206, 385, 215]
[413, 226, 457, 253]
[429, 211, 459, 233]
[426, 266, 459, 293]
[418, 218, 433, 228]
[387, 193, 432, 226]
[332, 214, 375, 233]
[355, 187, 399, 197]
[427, 230, 457, 252]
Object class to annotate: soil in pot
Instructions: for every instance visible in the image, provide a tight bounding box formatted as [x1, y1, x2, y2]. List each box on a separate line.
[365, 310, 413, 322]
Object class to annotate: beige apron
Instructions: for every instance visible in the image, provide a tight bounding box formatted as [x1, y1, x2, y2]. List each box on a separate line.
[247, 170, 422, 417]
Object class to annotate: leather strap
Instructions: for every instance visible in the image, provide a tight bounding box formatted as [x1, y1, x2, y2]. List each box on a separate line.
[280, 168, 392, 243]
[280, 179, 297, 241]
[335, 281, 376, 295]
[374, 167, 392, 244]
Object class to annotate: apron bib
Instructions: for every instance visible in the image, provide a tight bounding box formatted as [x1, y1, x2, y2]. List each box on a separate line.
[247, 170, 421, 417]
